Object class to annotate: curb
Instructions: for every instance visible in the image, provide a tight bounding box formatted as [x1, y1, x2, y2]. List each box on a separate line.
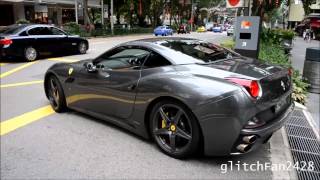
[270, 127, 298, 180]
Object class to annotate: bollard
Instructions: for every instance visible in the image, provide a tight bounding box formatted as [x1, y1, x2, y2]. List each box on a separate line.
[303, 47, 320, 94]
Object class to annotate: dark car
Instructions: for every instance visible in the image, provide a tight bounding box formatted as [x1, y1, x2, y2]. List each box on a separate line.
[44, 37, 294, 158]
[0, 24, 88, 61]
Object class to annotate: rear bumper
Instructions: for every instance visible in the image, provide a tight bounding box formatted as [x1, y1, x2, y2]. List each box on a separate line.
[0, 47, 23, 58]
[230, 102, 294, 155]
[198, 91, 294, 156]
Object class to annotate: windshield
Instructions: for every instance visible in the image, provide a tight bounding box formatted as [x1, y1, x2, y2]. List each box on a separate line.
[159, 40, 240, 63]
[0, 24, 27, 35]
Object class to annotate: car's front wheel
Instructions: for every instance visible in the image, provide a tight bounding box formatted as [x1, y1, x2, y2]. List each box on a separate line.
[24, 46, 38, 62]
[150, 100, 200, 159]
[78, 42, 87, 54]
[47, 75, 67, 112]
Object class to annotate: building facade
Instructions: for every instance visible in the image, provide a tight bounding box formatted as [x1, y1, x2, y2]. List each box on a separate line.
[0, 0, 100, 26]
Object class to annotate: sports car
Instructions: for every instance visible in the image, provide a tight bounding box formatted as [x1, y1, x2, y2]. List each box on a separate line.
[44, 37, 294, 158]
[196, 26, 206, 32]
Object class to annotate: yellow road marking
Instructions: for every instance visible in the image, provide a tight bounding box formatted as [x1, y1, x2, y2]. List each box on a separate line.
[48, 57, 78, 63]
[0, 63, 8, 66]
[0, 62, 37, 78]
[0, 105, 55, 136]
[1, 80, 43, 88]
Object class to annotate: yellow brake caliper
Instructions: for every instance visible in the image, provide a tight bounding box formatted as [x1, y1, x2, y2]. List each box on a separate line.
[161, 112, 169, 128]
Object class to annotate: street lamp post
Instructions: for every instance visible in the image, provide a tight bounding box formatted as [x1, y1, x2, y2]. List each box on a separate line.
[101, 0, 104, 25]
[75, 0, 78, 24]
[110, 0, 114, 35]
[191, 0, 193, 32]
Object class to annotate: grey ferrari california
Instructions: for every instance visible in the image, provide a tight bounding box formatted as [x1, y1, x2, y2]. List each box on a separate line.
[44, 37, 294, 158]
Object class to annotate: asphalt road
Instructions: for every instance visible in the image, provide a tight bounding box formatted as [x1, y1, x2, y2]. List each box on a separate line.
[0, 32, 289, 179]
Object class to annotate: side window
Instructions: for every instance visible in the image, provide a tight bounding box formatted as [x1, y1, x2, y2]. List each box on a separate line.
[28, 27, 52, 35]
[96, 48, 150, 70]
[143, 52, 171, 68]
[50, 27, 65, 35]
[19, 31, 28, 36]
[40, 27, 53, 35]
[28, 27, 42, 35]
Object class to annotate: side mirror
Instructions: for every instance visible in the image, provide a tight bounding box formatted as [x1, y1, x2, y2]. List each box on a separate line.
[84, 62, 97, 73]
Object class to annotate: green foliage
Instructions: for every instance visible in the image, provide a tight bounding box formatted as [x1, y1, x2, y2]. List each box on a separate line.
[220, 39, 235, 49]
[260, 28, 295, 45]
[15, 19, 30, 24]
[280, 29, 295, 40]
[292, 70, 309, 105]
[259, 43, 290, 67]
[63, 22, 80, 35]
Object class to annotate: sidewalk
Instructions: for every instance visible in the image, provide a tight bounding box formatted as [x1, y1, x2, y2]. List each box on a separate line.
[290, 37, 320, 131]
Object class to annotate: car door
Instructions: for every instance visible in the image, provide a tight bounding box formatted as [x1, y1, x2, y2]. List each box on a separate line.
[69, 46, 150, 120]
[49, 27, 71, 50]
[27, 26, 60, 53]
[26, 27, 47, 53]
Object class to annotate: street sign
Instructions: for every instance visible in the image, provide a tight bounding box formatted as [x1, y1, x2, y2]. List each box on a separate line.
[234, 16, 261, 59]
[226, 0, 244, 8]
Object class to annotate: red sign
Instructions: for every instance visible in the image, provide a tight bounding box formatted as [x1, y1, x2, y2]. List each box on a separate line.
[226, 0, 244, 8]
[228, 0, 240, 6]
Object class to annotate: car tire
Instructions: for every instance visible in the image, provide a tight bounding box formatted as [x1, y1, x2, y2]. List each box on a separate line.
[150, 100, 201, 159]
[47, 75, 67, 113]
[78, 42, 87, 54]
[227, 33, 230, 36]
[24, 46, 38, 62]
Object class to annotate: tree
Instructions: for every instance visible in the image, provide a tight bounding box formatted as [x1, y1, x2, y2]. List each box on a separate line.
[83, 0, 93, 25]
[302, 0, 317, 15]
[251, 0, 284, 18]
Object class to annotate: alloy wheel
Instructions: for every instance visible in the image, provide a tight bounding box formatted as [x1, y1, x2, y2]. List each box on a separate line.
[78, 42, 87, 54]
[25, 47, 37, 61]
[48, 78, 60, 108]
[153, 104, 192, 154]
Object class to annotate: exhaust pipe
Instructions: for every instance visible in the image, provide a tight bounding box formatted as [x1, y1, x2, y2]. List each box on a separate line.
[236, 144, 251, 153]
[243, 135, 257, 144]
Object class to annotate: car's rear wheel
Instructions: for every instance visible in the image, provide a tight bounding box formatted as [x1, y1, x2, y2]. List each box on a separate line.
[47, 76, 67, 112]
[24, 47, 38, 62]
[150, 100, 200, 159]
[78, 42, 87, 54]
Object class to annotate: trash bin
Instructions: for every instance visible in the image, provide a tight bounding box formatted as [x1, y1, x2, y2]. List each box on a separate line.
[303, 47, 320, 94]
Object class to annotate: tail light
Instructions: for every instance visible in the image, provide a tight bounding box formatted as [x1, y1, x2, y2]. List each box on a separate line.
[226, 77, 261, 98]
[0, 38, 13, 46]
